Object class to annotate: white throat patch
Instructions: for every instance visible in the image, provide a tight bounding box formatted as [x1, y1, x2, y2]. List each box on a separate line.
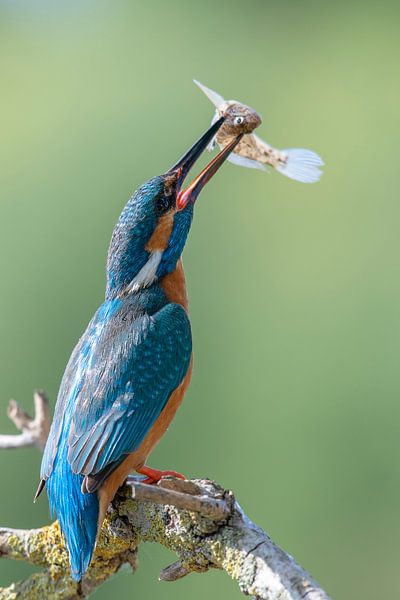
[125, 250, 162, 294]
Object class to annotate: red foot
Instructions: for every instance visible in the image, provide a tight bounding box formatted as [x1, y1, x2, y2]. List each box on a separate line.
[137, 465, 186, 485]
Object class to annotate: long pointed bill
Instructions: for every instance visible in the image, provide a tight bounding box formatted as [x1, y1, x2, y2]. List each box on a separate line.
[170, 117, 225, 188]
[176, 134, 243, 211]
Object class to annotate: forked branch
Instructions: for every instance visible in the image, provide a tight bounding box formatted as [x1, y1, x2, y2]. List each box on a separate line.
[0, 391, 50, 451]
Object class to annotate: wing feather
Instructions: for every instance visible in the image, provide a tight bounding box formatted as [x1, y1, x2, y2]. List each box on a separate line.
[68, 303, 191, 477]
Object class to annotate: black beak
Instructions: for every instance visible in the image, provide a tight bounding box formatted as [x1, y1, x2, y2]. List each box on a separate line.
[168, 117, 243, 211]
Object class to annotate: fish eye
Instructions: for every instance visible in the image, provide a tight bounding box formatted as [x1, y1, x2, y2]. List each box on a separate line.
[234, 116, 244, 125]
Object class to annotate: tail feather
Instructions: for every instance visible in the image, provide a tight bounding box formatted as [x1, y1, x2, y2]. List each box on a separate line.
[46, 435, 99, 580]
[276, 148, 324, 183]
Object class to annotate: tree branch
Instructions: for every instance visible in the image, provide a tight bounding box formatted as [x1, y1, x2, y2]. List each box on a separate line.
[0, 394, 331, 600]
[0, 391, 50, 451]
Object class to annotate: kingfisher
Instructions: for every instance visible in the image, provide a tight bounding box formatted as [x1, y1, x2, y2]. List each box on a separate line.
[35, 117, 241, 581]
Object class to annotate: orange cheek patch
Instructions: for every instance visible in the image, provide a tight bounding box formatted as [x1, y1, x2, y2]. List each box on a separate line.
[146, 212, 174, 252]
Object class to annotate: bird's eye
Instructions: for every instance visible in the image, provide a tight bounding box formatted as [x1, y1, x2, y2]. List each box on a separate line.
[234, 116, 244, 125]
[156, 195, 172, 214]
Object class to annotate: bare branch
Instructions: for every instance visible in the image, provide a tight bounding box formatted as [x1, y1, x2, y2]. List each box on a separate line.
[0, 392, 331, 600]
[127, 476, 231, 520]
[0, 391, 50, 451]
[159, 560, 190, 582]
[0, 479, 331, 600]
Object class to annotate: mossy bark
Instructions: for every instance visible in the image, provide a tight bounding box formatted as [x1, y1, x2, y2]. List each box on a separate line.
[0, 480, 330, 600]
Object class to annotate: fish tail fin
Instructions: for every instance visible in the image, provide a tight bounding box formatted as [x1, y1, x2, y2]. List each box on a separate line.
[46, 443, 99, 581]
[276, 148, 324, 183]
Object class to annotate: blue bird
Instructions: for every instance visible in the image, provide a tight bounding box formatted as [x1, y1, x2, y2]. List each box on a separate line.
[35, 117, 241, 581]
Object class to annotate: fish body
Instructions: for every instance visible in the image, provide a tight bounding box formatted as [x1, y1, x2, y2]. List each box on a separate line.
[194, 79, 324, 183]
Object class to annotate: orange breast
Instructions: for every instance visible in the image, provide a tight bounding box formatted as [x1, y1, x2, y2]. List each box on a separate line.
[98, 259, 192, 524]
[160, 258, 189, 310]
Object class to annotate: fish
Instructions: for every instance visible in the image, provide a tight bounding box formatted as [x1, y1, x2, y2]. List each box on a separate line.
[194, 79, 324, 184]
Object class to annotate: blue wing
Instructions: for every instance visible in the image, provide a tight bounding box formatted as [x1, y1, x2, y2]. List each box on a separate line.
[68, 302, 191, 477]
[41, 299, 191, 489]
[40, 299, 122, 482]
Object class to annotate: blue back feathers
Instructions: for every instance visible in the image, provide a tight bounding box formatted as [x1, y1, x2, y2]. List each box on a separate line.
[67, 299, 191, 479]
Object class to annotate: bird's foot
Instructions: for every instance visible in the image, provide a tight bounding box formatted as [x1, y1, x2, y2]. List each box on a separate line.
[136, 465, 186, 485]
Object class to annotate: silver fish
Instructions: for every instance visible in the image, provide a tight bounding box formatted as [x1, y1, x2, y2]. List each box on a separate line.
[194, 79, 324, 183]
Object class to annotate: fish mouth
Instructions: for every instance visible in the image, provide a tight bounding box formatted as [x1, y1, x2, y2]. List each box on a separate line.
[167, 118, 243, 211]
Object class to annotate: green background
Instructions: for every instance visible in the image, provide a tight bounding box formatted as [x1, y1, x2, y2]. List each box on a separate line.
[1, 1, 399, 598]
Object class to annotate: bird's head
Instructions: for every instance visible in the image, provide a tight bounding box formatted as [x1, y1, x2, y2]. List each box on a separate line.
[106, 118, 240, 298]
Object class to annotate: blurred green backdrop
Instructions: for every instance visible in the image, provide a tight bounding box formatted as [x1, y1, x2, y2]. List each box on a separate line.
[1, 1, 399, 598]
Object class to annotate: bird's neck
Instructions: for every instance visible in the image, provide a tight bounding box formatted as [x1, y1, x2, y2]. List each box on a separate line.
[105, 259, 188, 314]
[159, 259, 188, 311]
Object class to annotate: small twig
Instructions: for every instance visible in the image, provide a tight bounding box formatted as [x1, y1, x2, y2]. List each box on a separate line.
[159, 560, 190, 582]
[0, 391, 50, 451]
[127, 477, 231, 520]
